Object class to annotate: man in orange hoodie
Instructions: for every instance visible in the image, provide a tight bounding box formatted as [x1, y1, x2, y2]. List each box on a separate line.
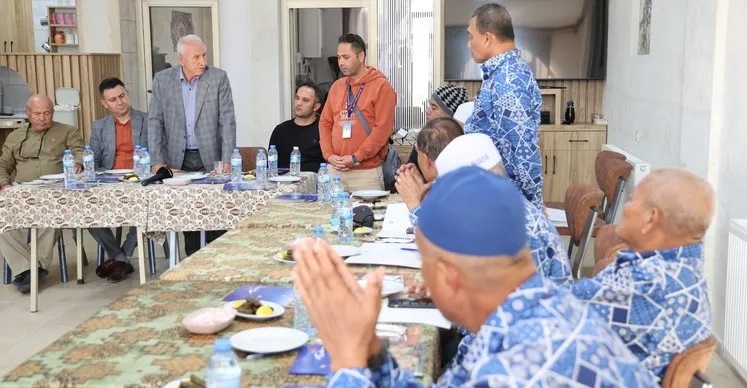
[319, 34, 397, 191]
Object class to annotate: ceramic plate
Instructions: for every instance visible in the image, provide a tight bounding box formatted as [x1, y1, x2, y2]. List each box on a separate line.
[351, 190, 390, 201]
[104, 169, 133, 175]
[173, 172, 208, 181]
[230, 327, 309, 354]
[20, 179, 47, 186]
[358, 276, 406, 296]
[268, 175, 302, 183]
[272, 251, 295, 264]
[225, 300, 285, 321]
[39, 173, 65, 180]
[332, 245, 361, 258]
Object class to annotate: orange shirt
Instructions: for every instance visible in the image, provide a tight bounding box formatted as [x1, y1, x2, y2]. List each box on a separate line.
[112, 120, 134, 169]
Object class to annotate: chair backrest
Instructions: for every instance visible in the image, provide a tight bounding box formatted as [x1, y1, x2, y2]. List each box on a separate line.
[595, 153, 633, 223]
[238, 146, 267, 172]
[564, 182, 604, 247]
[662, 336, 717, 388]
[593, 224, 627, 275]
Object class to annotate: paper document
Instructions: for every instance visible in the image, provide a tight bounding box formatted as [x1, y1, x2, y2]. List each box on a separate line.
[378, 203, 414, 239]
[344, 243, 421, 268]
[378, 302, 452, 329]
[546, 208, 568, 227]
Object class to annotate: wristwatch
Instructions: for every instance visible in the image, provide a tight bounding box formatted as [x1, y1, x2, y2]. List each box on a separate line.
[351, 155, 361, 167]
[367, 339, 390, 370]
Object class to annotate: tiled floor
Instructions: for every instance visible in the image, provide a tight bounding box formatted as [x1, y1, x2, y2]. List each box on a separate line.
[0, 232, 745, 387]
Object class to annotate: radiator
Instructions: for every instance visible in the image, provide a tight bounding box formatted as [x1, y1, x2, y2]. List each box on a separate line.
[724, 219, 747, 372]
[600, 144, 651, 223]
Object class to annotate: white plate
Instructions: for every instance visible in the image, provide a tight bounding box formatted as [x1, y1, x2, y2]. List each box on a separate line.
[39, 173, 65, 180]
[173, 172, 208, 180]
[358, 276, 406, 296]
[163, 379, 184, 388]
[332, 245, 361, 258]
[163, 178, 191, 186]
[230, 327, 309, 354]
[226, 300, 285, 320]
[105, 169, 133, 175]
[351, 190, 390, 200]
[20, 179, 47, 186]
[272, 251, 295, 264]
[268, 175, 302, 183]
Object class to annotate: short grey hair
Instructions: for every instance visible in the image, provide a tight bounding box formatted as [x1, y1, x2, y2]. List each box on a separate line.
[176, 34, 206, 55]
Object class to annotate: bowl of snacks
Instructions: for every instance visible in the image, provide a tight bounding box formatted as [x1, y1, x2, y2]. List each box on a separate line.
[181, 306, 236, 334]
[226, 297, 284, 321]
[120, 172, 140, 183]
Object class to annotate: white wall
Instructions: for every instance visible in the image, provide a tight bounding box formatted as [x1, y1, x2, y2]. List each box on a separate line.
[119, 0, 140, 110]
[77, 0, 121, 53]
[219, 0, 283, 148]
[149, 7, 214, 67]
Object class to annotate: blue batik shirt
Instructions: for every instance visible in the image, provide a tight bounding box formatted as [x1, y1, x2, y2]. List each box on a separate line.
[572, 243, 712, 381]
[409, 198, 572, 289]
[328, 274, 657, 387]
[464, 49, 544, 209]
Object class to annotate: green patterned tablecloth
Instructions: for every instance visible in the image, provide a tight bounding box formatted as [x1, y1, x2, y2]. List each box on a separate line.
[1, 281, 437, 387]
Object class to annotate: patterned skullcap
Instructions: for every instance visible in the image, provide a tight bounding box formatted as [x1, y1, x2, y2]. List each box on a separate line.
[432, 85, 468, 117]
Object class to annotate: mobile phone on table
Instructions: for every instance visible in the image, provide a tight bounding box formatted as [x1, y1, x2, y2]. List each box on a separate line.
[388, 298, 435, 309]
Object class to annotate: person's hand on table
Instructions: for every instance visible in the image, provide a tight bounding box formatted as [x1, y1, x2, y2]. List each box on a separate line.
[292, 238, 385, 371]
[328, 155, 350, 172]
[0, 181, 11, 192]
[395, 165, 430, 210]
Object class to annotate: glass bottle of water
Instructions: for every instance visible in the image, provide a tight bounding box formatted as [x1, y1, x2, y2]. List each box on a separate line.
[293, 288, 316, 337]
[289, 146, 301, 176]
[83, 145, 95, 182]
[62, 149, 76, 188]
[230, 148, 242, 183]
[132, 145, 141, 176]
[317, 163, 329, 201]
[205, 338, 242, 388]
[139, 147, 152, 180]
[268, 145, 278, 177]
[338, 193, 354, 244]
[255, 148, 267, 184]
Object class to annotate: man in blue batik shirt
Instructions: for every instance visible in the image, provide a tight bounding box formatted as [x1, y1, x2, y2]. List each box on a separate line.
[292, 166, 656, 387]
[573, 168, 714, 381]
[463, 3, 544, 209]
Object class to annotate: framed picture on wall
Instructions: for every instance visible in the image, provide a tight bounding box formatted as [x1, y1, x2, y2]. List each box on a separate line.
[171, 11, 195, 50]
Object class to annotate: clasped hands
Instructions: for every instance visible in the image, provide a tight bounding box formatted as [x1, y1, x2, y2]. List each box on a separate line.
[394, 163, 430, 210]
[328, 155, 354, 171]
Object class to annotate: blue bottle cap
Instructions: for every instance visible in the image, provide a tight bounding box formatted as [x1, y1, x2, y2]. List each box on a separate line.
[214, 338, 232, 352]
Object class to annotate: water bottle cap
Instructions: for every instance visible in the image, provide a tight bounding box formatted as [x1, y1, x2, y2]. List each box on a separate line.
[234, 148, 239, 152]
[214, 338, 232, 352]
[84, 145, 91, 150]
[320, 163, 327, 167]
[64, 149, 71, 153]
[270, 145, 276, 149]
[293, 146, 299, 150]
[333, 176, 341, 181]
[312, 226, 324, 233]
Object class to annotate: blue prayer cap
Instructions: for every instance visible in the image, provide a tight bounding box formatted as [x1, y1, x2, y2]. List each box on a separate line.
[418, 166, 527, 257]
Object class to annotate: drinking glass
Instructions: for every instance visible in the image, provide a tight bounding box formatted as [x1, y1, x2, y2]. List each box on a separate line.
[213, 161, 225, 176]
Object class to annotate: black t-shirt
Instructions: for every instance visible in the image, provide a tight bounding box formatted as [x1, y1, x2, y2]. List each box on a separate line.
[268, 118, 325, 172]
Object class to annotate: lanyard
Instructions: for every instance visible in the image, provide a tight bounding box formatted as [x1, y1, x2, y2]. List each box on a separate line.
[346, 83, 365, 118]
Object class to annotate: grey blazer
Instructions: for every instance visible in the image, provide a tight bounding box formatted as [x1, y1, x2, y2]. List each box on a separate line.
[90, 109, 149, 170]
[147, 65, 236, 170]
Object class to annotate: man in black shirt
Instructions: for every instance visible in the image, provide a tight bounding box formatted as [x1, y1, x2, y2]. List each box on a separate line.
[269, 80, 326, 172]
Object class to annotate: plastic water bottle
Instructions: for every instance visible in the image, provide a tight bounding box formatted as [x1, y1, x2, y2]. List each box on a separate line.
[328, 176, 344, 228]
[293, 288, 316, 337]
[338, 193, 354, 244]
[140, 147, 152, 180]
[132, 145, 141, 176]
[230, 148, 242, 183]
[268, 145, 278, 177]
[255, 148, 267, 183]
[317, 163, 329, 201]
[290, 146, 301, 176]
[62, 149, 76, 188]
[83, 145, 95, 182]
[312, 225, 325, 241]
[205, 338, 242, 388]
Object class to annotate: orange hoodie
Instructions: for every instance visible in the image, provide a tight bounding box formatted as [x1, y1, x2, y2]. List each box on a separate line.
[319, 67, 397, 170]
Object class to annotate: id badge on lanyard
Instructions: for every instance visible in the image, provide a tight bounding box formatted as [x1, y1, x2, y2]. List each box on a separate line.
[342, 84, 365, 139]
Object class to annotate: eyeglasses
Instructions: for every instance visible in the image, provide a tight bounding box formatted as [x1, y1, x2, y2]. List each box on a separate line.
[18, 128, 47, 159]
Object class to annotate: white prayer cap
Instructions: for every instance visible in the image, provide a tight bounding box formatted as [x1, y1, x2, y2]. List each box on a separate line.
[453, 101, 474, 124]
[436, 133, 502, 177]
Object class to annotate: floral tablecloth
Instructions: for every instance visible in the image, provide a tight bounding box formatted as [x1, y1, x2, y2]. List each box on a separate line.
[1, 281, 437, 387]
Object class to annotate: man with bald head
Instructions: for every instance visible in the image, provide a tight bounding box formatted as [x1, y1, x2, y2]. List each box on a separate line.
[293, 167, 656, 386]
[0, 95, 84, 293]
[573, 168, 714, 381]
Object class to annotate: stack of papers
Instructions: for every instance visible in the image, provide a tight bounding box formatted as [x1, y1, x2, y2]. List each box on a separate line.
[546, 208, 568, 227]
[377, 301, 451, 329]
[378, 203, 413, 239]
[345, 243, 421, 268]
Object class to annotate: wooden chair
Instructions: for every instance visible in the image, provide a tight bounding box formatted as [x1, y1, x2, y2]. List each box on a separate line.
[662, 336, 717, 388]
[554, 182, 605, 279]
[595, 151, 632, 223]
[238, 146, 267, 172]
[592, 224, 627, 275]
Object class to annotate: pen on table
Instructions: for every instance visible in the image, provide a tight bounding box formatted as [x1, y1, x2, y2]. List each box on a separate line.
[400, 247, 418, 252]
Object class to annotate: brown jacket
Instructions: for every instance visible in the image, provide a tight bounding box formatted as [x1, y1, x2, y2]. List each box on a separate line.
[0, 121, 85, 184]
[319, 67, 397, 169]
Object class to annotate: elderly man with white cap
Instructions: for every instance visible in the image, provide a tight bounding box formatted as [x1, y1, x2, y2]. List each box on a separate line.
[292, 166, 656, 387]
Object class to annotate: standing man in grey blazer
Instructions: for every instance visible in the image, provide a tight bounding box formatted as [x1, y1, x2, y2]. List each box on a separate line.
[148, 34, 237, 256]
[89, 77, 148, 282]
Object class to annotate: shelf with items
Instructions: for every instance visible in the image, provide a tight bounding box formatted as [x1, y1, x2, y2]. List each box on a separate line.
[47, 6, 79, 52]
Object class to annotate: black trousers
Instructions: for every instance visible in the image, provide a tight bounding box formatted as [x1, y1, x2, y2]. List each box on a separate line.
[182, 150, 226, 257]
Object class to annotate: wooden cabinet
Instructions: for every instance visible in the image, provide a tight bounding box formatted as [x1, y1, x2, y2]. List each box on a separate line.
[0, 0, 33, 53]
[540, 125, 607, 202]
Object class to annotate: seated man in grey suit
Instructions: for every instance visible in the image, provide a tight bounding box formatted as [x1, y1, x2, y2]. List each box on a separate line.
[148, 34, 236, 257]
[89, 77, 148, 282]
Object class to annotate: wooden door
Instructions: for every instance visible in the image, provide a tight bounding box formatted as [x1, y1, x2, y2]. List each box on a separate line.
[0, 0, 12, 53]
